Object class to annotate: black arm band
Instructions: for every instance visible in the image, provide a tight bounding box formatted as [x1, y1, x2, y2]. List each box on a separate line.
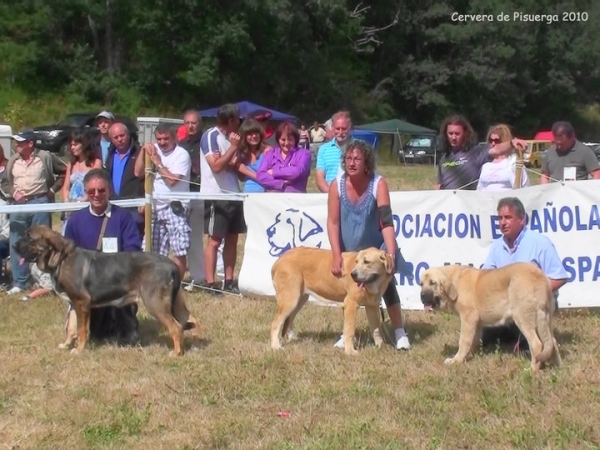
[378, 205, 394, 229]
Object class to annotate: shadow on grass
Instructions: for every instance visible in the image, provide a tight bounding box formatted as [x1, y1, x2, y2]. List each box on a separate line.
[133, 316, 211, 352]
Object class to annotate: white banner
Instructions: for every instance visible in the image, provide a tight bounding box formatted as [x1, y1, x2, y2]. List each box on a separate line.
[239, 181, 600, 309]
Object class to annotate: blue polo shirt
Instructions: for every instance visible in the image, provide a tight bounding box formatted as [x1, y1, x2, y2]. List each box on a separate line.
[482, 226, 569, 281]
[111, 148, 131, 196]
[316, 140, 342, 184]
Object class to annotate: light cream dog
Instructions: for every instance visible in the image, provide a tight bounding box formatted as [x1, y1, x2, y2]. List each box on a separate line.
[271, 247, 394, 355]
[419, 263, 561, 372]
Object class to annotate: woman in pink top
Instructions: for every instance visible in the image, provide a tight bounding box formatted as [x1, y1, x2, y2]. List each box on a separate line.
[256, 122, 311, 192]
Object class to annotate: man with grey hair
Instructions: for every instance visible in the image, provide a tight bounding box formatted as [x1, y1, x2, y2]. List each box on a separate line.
[315, 111, 352, 193]
[541, 121, 600, 183]
[481, 196, 568, 350]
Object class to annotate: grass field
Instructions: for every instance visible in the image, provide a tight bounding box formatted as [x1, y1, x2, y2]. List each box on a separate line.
[1, 163, 592, 450]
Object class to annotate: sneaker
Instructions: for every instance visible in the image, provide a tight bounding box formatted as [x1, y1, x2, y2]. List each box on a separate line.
[333, 334, 346, 349]
[222, 280, 241, 295]
[396, 335, 411, 350]
[200, 281, 223, 297]
[184, 280, 202, 292]
[6, 286, 23, 296]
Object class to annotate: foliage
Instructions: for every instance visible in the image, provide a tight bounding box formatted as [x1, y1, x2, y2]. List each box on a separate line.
[0, 0, 599, 137]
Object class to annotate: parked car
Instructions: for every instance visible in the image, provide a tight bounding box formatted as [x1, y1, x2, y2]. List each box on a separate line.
[400, 136, 440, 165]
[32, 112, 138, 155]
[593, 144, 600, 162]
[523, 140, 552, 168]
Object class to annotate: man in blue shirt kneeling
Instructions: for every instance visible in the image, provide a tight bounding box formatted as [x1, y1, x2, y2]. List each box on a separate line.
[64, 168, 142, 346]
[481, 197, 569, 350]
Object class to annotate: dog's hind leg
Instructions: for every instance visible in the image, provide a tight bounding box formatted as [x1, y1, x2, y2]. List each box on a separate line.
[143, 287, 186, 356]
[282, 294, 309, 342]
[271, 279, 303, 350]
[365, 305, 383, 348]
[172, 290, 201, 342]
[513, 314, 544, 373]
[534, 308, 561, 368]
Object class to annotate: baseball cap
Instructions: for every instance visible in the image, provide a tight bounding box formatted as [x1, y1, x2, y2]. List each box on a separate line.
[11, 130, 36, 142]
[96, 110, 115, 121]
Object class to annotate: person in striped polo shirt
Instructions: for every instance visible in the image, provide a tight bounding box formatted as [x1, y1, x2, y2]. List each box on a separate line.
[315, 111, 352, 193]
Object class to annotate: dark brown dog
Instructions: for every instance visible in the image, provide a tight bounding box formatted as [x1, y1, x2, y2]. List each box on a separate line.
[14, 225, 200, 355]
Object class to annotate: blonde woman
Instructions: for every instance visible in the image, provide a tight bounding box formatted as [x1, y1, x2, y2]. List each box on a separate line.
[476, 124, 529, 191]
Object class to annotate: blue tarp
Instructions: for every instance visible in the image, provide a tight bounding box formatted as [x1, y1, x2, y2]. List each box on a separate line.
[352, 129, 378, 147]
[199, 101, 297, 121]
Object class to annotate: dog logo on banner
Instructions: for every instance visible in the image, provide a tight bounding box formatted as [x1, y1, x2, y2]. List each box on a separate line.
[266, 208, 324, 257]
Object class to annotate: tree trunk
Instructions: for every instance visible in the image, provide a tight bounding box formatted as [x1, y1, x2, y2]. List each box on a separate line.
[106, 0, 114, 73]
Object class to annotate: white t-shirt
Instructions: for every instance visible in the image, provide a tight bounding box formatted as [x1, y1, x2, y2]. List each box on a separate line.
[476, 154, 530, 192]
[153, 144, 191, 209]
[199, 126, 241, 193]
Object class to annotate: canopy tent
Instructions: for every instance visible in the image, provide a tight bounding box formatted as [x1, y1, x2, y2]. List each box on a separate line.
[355, 118, 436, 135]
[534, 130, 553, 141]
[351, 129, 378, 147]
[355, 119, 436, 164]
[199, 101, 297, 121]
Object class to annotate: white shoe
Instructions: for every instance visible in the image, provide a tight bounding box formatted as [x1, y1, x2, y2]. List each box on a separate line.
[333, 334, 345, 349]
[396, 335, 411, 350]
[184, 281, 197, 292]
[7, 286, 23, 295]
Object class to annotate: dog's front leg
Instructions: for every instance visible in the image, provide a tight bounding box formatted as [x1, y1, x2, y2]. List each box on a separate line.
[343, 298, 359, 355]
[364, 305, 383, 348]
[445, 313, 480, 365]
[72, 302, 90, 354]
[59, 307, 78, 350]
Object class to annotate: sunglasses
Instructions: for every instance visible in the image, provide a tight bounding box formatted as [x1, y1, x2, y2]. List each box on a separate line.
[488, 138, 501, 144]
[86, 188, 107, 195]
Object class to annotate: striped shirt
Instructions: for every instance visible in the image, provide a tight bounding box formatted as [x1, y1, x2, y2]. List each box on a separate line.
[199, 126, 240, 193]
[316, 140, 342, 185]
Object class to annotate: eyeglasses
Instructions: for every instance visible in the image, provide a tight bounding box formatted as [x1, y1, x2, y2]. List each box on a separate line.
[86, 188, 107, 195]
[345, 157, 364, 163]
[488, 138, 501, 144]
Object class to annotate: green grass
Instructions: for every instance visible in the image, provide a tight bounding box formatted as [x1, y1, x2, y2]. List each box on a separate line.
[0, 163, 568, 449]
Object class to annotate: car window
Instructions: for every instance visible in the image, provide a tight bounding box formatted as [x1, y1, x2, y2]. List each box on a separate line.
[56, 114, 90, 127]
[407, 138, 432, 147]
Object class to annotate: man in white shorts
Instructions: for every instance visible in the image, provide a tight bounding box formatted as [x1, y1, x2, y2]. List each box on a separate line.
[136, 123, 191, 278]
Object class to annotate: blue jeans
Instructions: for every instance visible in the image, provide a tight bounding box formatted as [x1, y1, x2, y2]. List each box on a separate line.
[9, 197, 51, 288]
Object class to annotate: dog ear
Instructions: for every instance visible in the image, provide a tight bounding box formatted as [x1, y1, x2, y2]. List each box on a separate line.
[439, 272, 458, 302]
[45, 233, 75, 269]
[381, 252, 394, 275]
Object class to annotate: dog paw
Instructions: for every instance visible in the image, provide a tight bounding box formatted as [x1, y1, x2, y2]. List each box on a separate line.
[58, 343, 71, 350]
[444, 357, 456, 365]
[271, 343, 283, 351]
[345, 348, 359, 356]
[70, 348, 81, 355]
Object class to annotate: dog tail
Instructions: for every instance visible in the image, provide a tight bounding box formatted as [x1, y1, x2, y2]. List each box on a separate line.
[171, 289, 196, 331]
[535, 291, 557, 365]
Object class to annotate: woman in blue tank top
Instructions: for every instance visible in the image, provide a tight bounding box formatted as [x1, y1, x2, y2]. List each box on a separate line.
[236, 119, 272, 193]
[327, 140, 411, 350]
